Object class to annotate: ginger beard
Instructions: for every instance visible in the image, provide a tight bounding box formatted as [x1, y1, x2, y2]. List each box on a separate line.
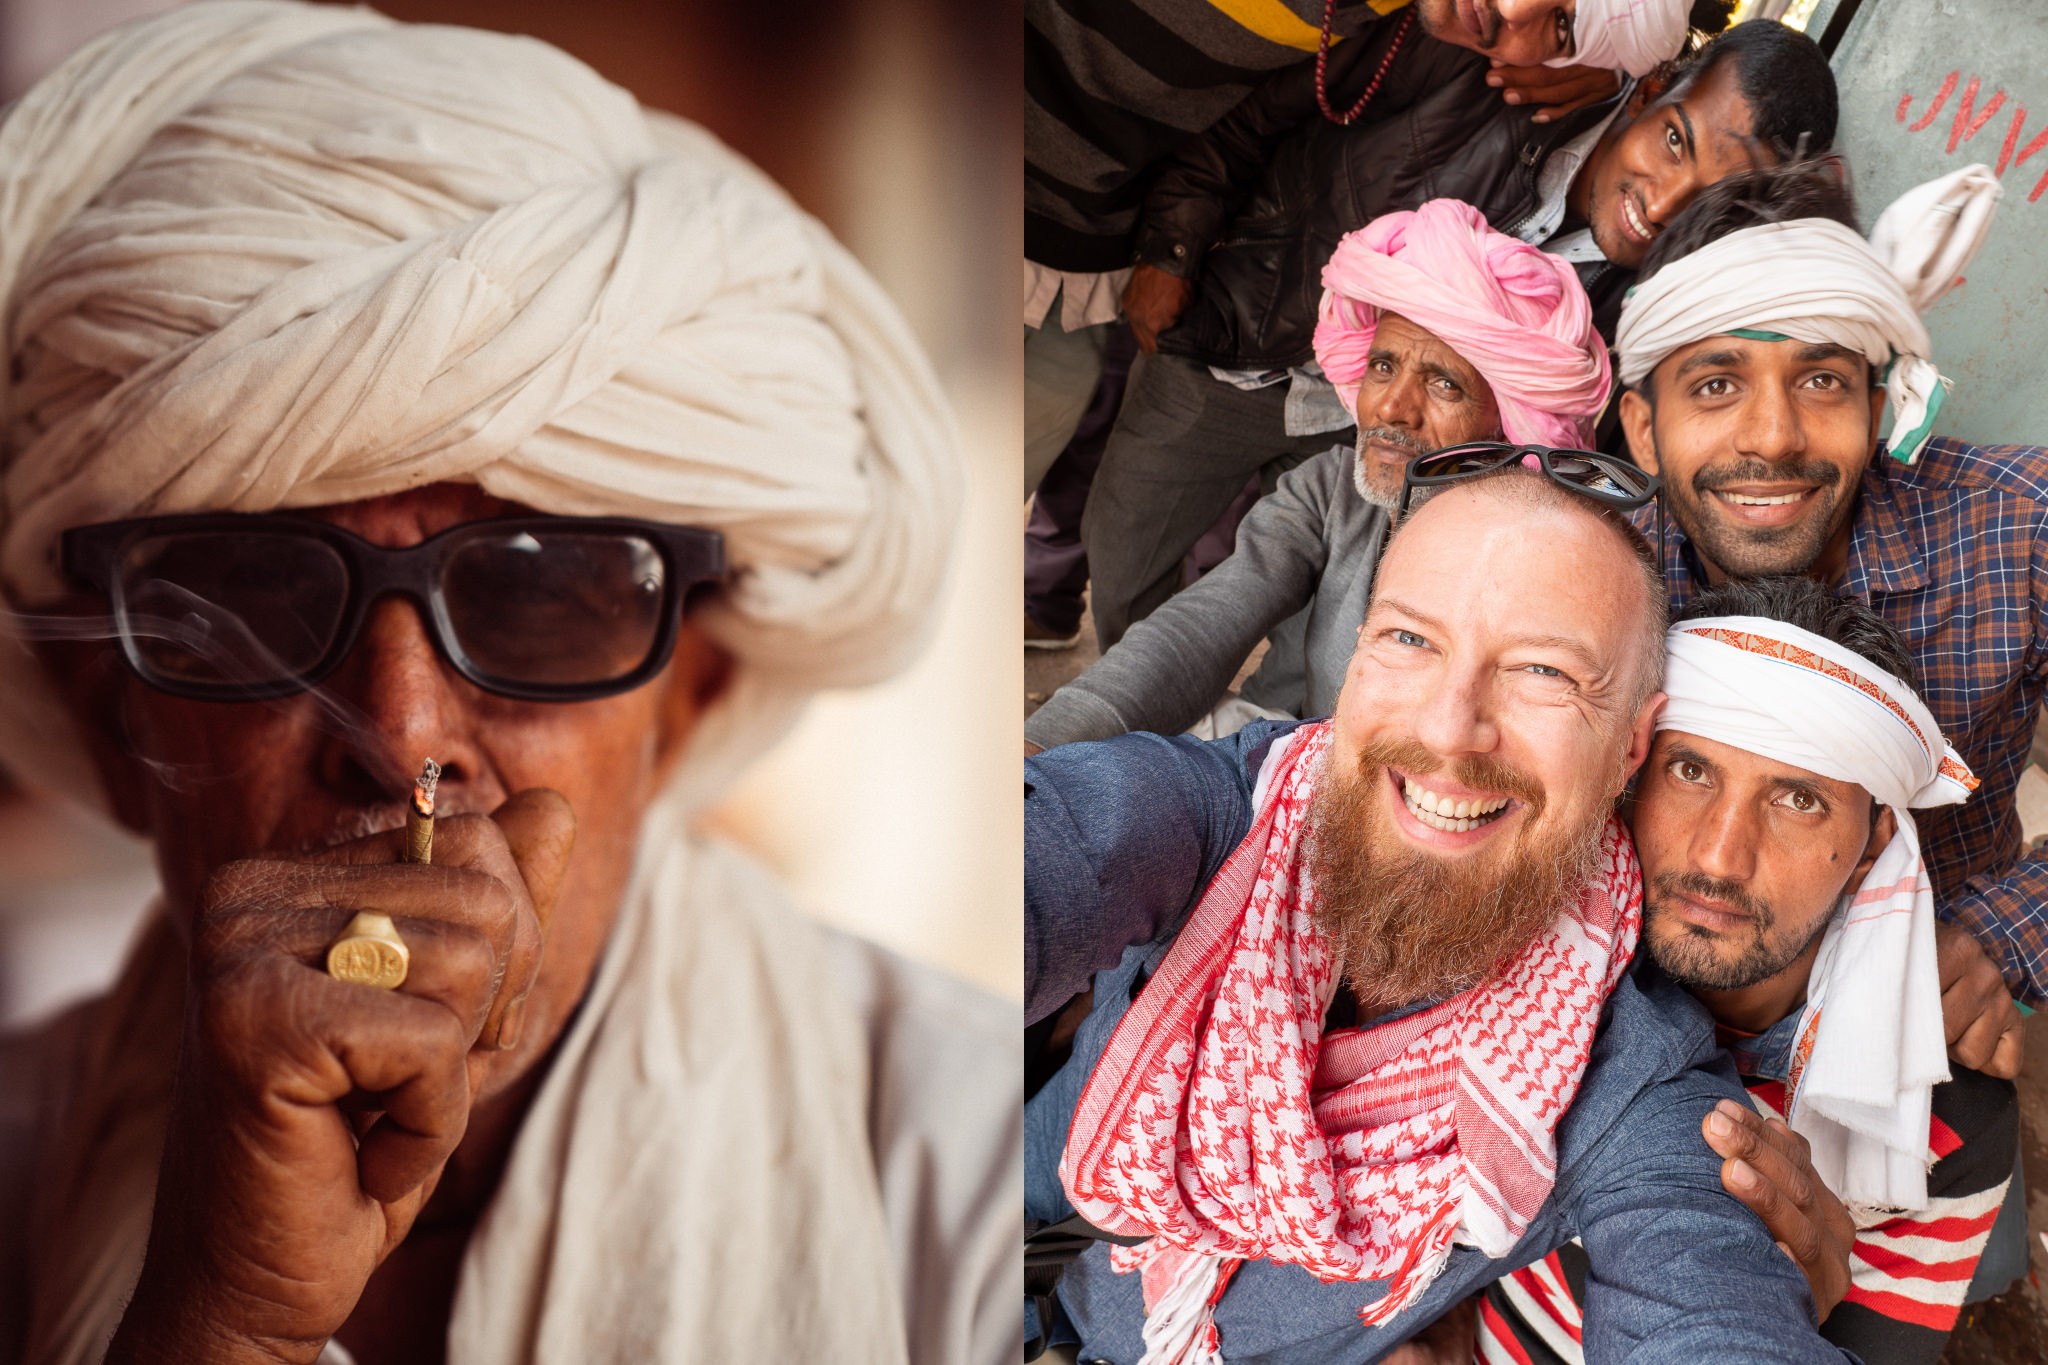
[1307, 737, 1615, 1005]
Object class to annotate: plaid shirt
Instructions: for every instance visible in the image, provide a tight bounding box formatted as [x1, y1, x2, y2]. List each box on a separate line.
[1645, 437, 2048, 1003]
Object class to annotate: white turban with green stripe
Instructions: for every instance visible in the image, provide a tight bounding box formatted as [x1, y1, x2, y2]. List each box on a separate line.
[1614, 165, 2001, 466]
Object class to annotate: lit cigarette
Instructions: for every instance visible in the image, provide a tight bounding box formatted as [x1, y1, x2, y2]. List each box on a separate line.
[403, 758, 440, 864]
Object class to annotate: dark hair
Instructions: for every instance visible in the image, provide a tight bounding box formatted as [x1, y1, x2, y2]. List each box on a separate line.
[1684, 0, 1738, 51]
[1660, 20, 1838, 161]
[1635, 155, 1859, 285]
[1677, 575, 1923, 703]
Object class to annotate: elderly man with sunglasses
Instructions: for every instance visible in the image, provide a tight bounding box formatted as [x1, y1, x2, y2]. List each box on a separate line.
[1025, 458, 1860, 1364]
[0, 8, 1014, 1365]
[1026, 199, 1612, 754]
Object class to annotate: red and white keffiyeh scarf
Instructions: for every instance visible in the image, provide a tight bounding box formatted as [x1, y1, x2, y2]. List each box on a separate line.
[1059, 723, 1642, 1364]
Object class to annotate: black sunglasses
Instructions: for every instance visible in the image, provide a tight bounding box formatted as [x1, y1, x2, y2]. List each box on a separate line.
[1398, 441, 1664, 561]
[61, 513, 726, 703]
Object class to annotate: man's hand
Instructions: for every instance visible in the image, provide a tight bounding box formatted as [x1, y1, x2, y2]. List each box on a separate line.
[1704, 1098, 1854, 1322]
[1486, 62, 1621, 123]
[107, 790, 575, 1365]
[1122, 263, 1194, 354]
[1936, 919, 2024, 1079]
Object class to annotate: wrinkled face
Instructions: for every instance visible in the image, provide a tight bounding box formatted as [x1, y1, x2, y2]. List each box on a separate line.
[1620, 335, 1884, 579]
[1413, 0, 1576, 67]
[40, 482, 730, 1094]
[1349, 311, 1504, 512]
[1313, 484, 1661, 999]
[1577, 60, 1768, 270]
[1633, 730, 1884, 991]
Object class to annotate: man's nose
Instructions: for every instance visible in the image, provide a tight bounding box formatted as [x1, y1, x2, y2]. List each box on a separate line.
[1642, 170, 1700, 234]
[1688, 793, 1759, 885]
[1407, 660, 1500, 760]
[1733, 375, 1808, 462]
[1362, 370, 1427, 434]
[314, 594, 495, 807]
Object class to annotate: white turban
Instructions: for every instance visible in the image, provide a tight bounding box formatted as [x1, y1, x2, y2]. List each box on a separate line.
[1546, 0, 1688, 78]
[0, 1, 960, 813]
[1616, 165, 2002, 467]
[1659, 616, 1978, 1211]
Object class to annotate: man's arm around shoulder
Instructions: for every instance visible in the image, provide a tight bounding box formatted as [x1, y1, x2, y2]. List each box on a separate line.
[1566, 1059, 1857, 1362]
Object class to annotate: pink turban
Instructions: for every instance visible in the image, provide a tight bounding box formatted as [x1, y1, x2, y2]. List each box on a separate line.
[1313, 199, 1612, 448]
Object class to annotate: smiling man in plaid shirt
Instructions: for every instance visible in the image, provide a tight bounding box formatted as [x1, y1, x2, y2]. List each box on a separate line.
[1611, 160, 2042, 1052]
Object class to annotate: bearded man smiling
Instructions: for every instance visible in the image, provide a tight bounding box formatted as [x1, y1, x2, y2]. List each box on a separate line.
[1024, 464, 1858, 1364]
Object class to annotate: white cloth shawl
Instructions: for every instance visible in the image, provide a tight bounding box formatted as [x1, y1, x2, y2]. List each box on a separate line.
[11, 812, 926, 1365]
[0, 0, 960, 818]
[1615, 165, 2001, 467]
[1546, 0, 1687, 78]
[1659, 617, 1978, 1211]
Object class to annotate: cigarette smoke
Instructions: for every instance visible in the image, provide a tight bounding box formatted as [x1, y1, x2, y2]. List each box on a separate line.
[0, 587, 405, 795]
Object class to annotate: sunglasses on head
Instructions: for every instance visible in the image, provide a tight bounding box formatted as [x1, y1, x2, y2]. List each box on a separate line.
[61, 513, 726, 704]
[1398, 441, 1664, 559]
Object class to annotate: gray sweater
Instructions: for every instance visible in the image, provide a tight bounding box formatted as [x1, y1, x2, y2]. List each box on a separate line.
[1026, 444, 1388, 748]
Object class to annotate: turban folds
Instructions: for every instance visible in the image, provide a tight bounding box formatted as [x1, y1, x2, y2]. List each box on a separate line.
[1546, 0, 1688, 77]
[1658, 616, 1977, 1210]
[1615, 165, 2002, 466]
[0, 1, 960, 811]
[1313, 199, 1611, 448]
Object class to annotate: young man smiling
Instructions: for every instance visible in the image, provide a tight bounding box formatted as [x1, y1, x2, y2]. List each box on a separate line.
[1480, 577, 2018, 1365]
[1614, 158, 2048, 1029]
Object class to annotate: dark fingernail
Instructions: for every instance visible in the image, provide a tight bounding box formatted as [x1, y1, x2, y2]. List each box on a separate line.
[1707, 1111, 1733, 1138]
[1503, 91, 1523, 104]
[1486, 74, 1504, 85]
[1731, 1159, 1759, 1189]
[496, 996, 528, 1051]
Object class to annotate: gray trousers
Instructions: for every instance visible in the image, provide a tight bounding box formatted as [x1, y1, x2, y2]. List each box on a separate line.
[1082, 350, 1353, 649]
[1025, 307, 1112, 497]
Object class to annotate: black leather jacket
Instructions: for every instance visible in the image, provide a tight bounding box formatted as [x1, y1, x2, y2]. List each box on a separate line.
[1134, 21, 1630, 369]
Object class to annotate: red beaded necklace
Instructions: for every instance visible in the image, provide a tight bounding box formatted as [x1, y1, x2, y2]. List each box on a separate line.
[1315, 1, 1416, 125]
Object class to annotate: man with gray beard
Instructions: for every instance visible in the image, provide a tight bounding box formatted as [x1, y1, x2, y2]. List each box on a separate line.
[1024, 464, 1858, 1363]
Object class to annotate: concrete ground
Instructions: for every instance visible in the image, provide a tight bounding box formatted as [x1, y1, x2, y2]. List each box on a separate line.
[1025, 597, 2048, 1362]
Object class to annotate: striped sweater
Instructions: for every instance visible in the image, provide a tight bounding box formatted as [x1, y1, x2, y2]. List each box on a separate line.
[1025, 0, 1405, 272]
[1477, 1018, 2019, 1365]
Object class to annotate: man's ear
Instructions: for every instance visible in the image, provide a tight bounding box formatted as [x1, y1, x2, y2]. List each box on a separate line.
[1625, 75, 1663, 119]
[1616, 691, 1667, 795]
[1864, 379, 1887, 468]
[1843, 803, 1898, 897]
[652, 623, 736, 776]
[1619, 388, 1661, 476]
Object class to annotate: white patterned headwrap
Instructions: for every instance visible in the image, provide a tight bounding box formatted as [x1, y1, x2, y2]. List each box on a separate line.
[0, 1, 960, 813]
[1616, 165, 2001, 466]
[1659, 615, 1977, 1210]
[1545, 0, 1688, 78]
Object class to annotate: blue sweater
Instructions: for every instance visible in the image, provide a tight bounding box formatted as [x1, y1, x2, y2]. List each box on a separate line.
[1026, 722, 1858, 1363]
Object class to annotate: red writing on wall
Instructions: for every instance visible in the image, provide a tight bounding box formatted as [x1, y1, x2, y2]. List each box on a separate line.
[1897, 72, 2048, 203]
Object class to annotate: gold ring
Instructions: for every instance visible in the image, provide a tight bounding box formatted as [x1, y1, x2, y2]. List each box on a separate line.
[326, 911, 410, 990]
